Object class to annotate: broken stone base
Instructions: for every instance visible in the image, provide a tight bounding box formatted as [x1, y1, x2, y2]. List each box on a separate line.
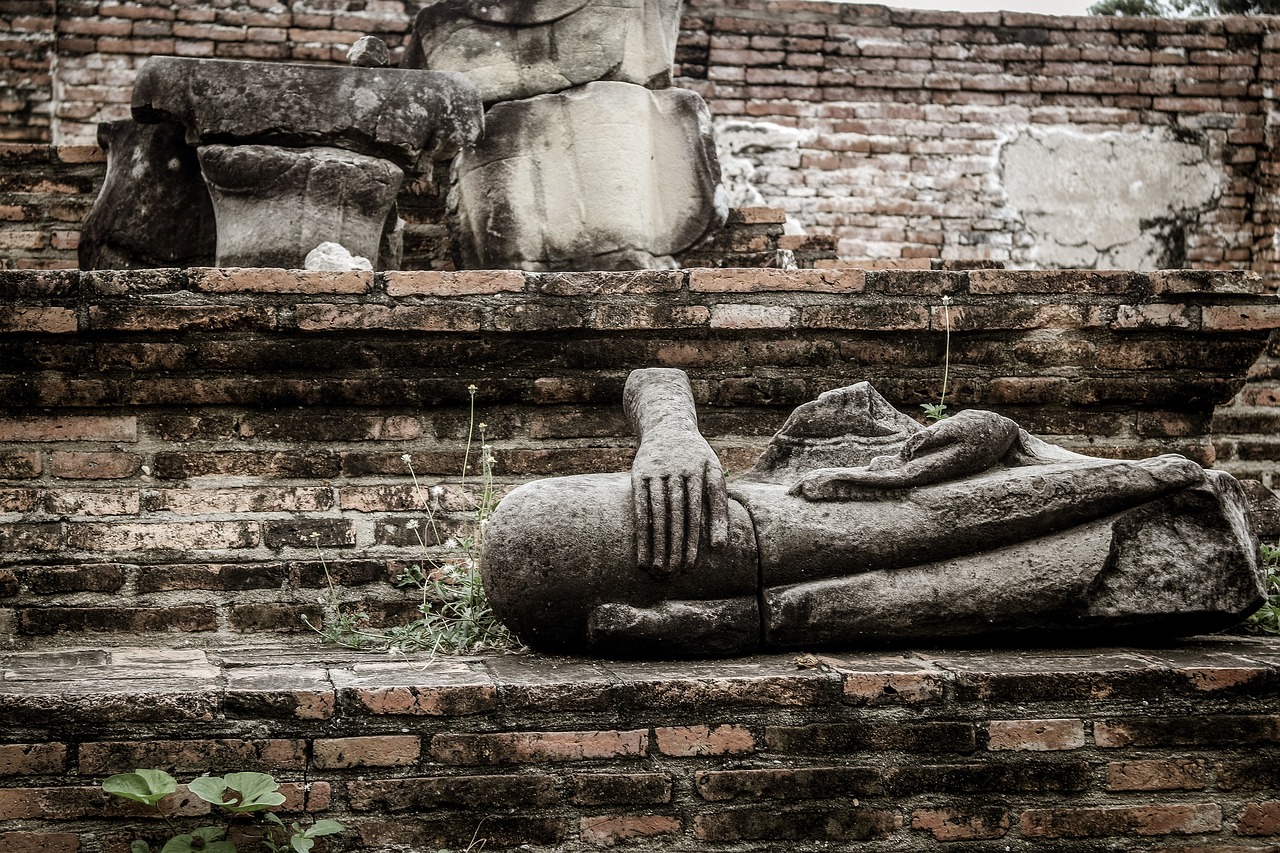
[78, 119, 216, 270]
[449, 81, 726, 271]
[198, 144, 403, 270]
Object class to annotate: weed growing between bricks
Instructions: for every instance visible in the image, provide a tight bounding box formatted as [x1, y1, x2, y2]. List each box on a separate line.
[305, 385, 519, 656]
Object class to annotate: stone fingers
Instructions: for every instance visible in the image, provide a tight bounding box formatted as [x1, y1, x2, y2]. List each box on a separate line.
[650, 475, 669, 576]
[669, 476, 687, 575]
[683, 473, 702, 570]
[633, 472, 650, 570]
[707, 461, 729, 551]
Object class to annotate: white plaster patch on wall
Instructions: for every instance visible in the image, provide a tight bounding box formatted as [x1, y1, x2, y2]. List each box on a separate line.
[999, 127, 1224, 270]
[715, 119, 813, 233]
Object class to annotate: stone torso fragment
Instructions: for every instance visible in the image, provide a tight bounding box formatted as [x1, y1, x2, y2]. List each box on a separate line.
[403, 0, 726, 270]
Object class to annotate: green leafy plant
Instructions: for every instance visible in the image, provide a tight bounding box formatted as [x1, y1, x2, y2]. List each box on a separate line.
[1240, 542, 1280, 636]
[306, 383, 520, 656]
[921, 294, 952, 423]
[102, 770, 342, 853]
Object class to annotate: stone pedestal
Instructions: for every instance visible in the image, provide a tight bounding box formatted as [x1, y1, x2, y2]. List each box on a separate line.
[450, 81, 726, 271]
[198, 145, 403, 270]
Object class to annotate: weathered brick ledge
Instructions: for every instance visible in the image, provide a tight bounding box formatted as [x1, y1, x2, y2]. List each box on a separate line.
[1, 265, 1278, 645]
[1, 637, 1279, 852]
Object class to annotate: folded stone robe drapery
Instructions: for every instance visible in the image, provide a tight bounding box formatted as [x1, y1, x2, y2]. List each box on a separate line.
[481, 370, 1264, 657]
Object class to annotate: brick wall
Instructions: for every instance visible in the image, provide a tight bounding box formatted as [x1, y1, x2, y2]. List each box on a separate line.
[1, 0, 1275, 272]
[0, 266, 1275, 643]
[0, 639, 1279, 851]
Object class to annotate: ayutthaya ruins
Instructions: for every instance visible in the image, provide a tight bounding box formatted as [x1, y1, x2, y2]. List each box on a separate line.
[3, 0, 1280, 850]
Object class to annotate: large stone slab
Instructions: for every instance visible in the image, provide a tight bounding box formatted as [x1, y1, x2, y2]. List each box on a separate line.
[78, 119, 216, 270]
[131, 57, 484, 171]
[450, 81, 726, 271]
[402, 0, 682, 103]
[198, 144, 403, 270]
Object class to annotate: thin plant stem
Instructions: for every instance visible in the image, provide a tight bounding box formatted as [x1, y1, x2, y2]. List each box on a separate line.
[939, 295, 951, 410]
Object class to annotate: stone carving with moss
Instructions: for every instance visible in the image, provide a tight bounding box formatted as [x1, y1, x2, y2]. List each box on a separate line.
[482, 368, 1264, 656]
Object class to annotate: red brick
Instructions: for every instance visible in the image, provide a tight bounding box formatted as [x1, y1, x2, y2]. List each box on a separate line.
[295, 303, 481, 332]
[1237, 802, 1280, 836]
[572, 773, 671, 805]
[690, 268, 865, 293]
[695, 767, 882, 801]
[0, 415, 135, 442]
[312, 736, 420, 769]
[190, 267, 371, 294]
[912, 806, 1010, 841]
[346, 775, 557, 811]
[0, 744, 66, 775]
[45, 489, 138, 516]
[708, 304, 794, 329]
[986, 719, 1085, 751]
[653, 724, 754, 756]
[65, 521, 259, 551]
[533, 270, 684, 296]
[143, 487, 333, 514]
[1107, 759, 1207, 791]
[384, 269, 524, 296]
[0, 831, 80, 853]
[0, 523, 61, 552]
[0, 306, 75, 333]
[50, 452, 141, 479]
[1021, 804, 1223, 838]
[968, 269, 1137, 294]
[431, 730, 648, 764]
[694, 807, 899, 842]
[88, 305, 277, 332]
[1203, 304, 1280, 332]
[579, 815, 681, 846]
[0, 452, 41, 478]
[78, 739, 305, 774]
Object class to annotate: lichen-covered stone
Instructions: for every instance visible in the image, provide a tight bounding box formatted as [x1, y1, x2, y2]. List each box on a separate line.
[78, 119, 216, 270]
[450, 82, 726, 271]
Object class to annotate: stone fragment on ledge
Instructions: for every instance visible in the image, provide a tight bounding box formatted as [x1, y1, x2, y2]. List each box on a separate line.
[132, 56, 485, 170]
[198, 145, 403, 270]
[402, 0, 682, 103]
[79, 119, 216, 270]
[450, 81, 726, 271]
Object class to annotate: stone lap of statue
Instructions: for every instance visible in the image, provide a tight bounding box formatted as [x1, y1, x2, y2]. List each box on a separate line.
[481, 368, 1265, 657]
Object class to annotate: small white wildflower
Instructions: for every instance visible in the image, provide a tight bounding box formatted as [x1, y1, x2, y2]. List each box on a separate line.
[467, 383, 478, 393]
[401, 453, 412, 463]
[406, 519, 420, 530]
[478, 422, 487, 431]
[443, 537, 459, 549]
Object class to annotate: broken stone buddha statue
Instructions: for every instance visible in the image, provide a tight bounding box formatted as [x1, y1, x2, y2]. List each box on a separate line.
[481, 369, 1264, 656]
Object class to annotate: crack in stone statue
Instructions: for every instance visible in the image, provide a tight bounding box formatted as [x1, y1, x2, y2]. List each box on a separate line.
[481, 368, 1265, 656]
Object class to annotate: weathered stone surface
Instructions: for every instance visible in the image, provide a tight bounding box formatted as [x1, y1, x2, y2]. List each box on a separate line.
[402, 0, 682, 103]
[198, 145, 402, 270]
[78, 119, 216, 270]
[132, 57, 484, 170]
[304, 242, 373, 272]
[481, 368, 1264, 656]
[347, 35, 390, 68]
[450, 82, 725, 271]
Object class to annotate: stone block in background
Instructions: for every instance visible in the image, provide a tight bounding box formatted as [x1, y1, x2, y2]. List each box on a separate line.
[450, 81, 725, 271]
[132, 57, 485, 171]
[198, 145, 402, 270]
[78, 119, 216, 270]
[401, 0, 682, 103]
